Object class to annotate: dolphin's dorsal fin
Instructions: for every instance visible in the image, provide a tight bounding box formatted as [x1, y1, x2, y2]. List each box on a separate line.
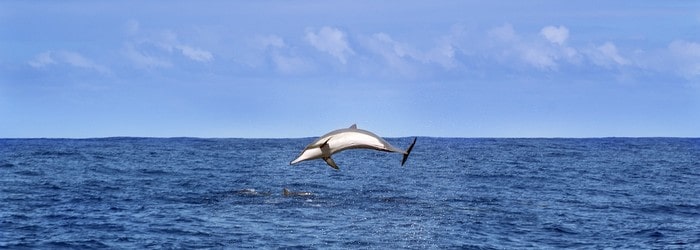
[349, 124, 357, 129]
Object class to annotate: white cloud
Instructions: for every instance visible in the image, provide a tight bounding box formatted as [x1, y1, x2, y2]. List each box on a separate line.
[362, 32, 457, 75]
[176, 45, 213, 62]
[305, 26, 354, 64]
[60, 51, 109, 73]
[670, 40, 700, 57]
[363, 33, 414, 74]
[372, 33, 413, 57]
[540, 25, 579, 66]
[668, 40, 700, 78]
[425, 40, 457, 69]
[540, 25, 569, 45]
[488, 24, 518, 42]
[247, 34, 312, 74]
[588, 42, 629, 68]
[486, 24, 559, 70]
[122, 22, 214, 67]
[521, 47, 557, 70]
[256, 35, 286, 49]
[28, 52, 56, 68]
[155, 32, 214, 62]
[483, 24, 580, 71]
[271, 53, 313, 74]
[123, 43, 172, 69]
[28, 51, 110, 74]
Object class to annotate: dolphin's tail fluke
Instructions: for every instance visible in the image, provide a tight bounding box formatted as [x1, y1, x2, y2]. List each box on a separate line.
[401, 137, 417, 166]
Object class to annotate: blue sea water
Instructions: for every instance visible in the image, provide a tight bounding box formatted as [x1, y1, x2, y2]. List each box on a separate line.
[1, 137, 699, 249]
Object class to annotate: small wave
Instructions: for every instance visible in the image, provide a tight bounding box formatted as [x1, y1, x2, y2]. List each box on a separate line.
[233, 188, 271, 197]
[88, 164, 125, 175]
[138, 168, 169, 175]
[8, 214, 31, 220]
[379, 196, 417, 204]
[31, 150, 81, 157]
[149, 227, 213, 238]
[174, 216, 206, 224]
[0, 242, 35, 249]
[543, 224, 578, 235]
[14, 170, 44, 176]
[42, 213, 81, 221]
[636, 203, 700, 217]
[204, 188, 274, 203]
[630, 228, 666, 238]
[40, 181, 62, 190]
[44, 240, 109, 249]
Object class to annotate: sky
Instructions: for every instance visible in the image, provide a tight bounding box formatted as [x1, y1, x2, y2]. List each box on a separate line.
[1, 1, 699, 138]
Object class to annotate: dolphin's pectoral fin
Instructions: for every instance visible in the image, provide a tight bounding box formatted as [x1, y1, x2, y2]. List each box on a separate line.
[319, 137, 339, 169]
[323, 157, 339, 170]
[401, 137, 417, 166]
[320, 137, 332, 155]
[349, 124, 357, 129]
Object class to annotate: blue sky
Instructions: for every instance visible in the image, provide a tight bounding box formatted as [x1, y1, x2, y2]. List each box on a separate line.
[2, 1, 699, 138]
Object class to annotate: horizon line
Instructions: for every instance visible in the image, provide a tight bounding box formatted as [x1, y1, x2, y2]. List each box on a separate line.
[1, 136, 698, 140]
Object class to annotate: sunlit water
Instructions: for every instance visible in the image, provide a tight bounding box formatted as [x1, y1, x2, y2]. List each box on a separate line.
[1, 137, 699, 248]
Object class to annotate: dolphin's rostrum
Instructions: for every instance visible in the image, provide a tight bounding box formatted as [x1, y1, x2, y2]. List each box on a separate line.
[290, 124, 417, 170]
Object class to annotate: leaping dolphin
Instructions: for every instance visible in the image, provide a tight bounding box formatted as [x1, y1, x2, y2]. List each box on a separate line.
[290, 124, 417, 170]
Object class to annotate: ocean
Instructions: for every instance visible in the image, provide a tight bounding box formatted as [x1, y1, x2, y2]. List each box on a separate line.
[1, 137, 699, 249]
